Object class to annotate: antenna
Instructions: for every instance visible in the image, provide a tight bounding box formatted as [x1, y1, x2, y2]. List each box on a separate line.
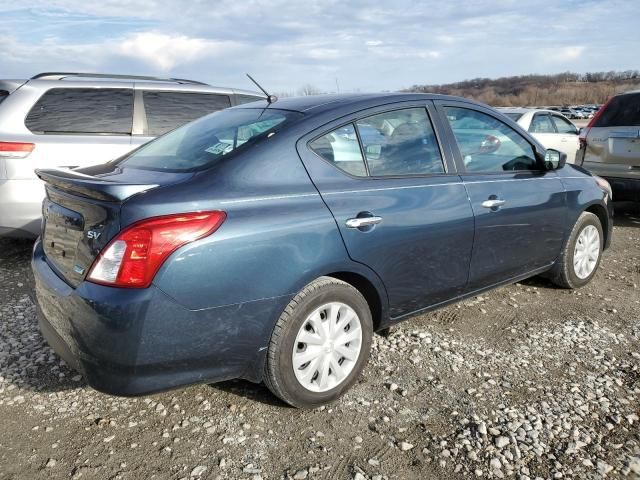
[246, 74, 277, 104]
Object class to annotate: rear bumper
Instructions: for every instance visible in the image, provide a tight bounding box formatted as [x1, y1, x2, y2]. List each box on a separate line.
[32, 239, 289, 396]
[0, 178, 44, 237]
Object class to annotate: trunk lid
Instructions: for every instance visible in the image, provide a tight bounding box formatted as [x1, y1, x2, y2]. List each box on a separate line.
[36, 166, 190, 287]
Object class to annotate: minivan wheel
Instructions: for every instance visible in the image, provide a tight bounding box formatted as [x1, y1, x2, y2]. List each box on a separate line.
[548, 212, 603, 289]
[264, 276, 373, 408]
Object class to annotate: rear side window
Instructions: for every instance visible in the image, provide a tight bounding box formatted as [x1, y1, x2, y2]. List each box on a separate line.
[0, 91, 8, 104]
[529, 114, 555, 133]
[25, 88, 133, 135]
[595, 93, 640, 127]
[143, 91, 231, 136]
[356, 108, 445, 176]
[309, 124, 367, 176]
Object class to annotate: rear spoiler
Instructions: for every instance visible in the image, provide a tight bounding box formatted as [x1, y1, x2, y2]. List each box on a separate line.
[36, 168, 158, 202]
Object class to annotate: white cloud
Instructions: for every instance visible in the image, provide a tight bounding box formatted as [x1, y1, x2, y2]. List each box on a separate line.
[117, 32, 239, 70]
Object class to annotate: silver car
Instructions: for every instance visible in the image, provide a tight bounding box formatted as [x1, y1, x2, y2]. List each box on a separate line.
[0, 72, 263, 237]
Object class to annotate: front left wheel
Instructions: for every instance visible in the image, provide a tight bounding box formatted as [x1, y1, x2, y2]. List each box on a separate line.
[264, 277, 373, 408]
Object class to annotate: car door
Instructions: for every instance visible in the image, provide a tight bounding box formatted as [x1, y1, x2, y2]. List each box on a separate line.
[549, 114, 580, 163]
[297, 102, 475, 319]
[435, 101, 566, 291]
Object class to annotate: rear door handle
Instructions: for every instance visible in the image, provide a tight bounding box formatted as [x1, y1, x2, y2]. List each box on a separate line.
[481, 199, 506, 208]
[346, 216, 383, 228]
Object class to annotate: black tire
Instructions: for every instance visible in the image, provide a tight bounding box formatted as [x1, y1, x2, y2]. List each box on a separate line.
[548, 212, 603, 289]
[264, 276, 373, 408]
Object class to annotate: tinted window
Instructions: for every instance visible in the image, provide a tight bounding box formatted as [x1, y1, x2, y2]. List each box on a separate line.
[356, 108, 445, 176]
[143, 91, 231, 136]
[594, 93, 640, 127]
[235, 94, 264, 105]
[529, 114, 555, 133]
[122, 108, 300, 172]
[309, 124, 367, 176]
[25, 88, 133, 134]
[551, 115, 577, 134]
[445, 107, 539, 173]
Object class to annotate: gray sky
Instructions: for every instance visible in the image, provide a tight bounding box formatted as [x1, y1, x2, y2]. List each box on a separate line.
[1, 0, 638, 93]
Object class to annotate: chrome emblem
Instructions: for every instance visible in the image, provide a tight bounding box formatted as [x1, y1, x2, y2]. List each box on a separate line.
[87, 230, 102, 240]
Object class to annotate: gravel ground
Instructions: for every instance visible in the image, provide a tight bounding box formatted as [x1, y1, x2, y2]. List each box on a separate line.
[1, 202, 639, 480]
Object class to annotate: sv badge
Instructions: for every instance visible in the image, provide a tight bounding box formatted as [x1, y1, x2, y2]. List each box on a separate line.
[87, 230, 102, 240]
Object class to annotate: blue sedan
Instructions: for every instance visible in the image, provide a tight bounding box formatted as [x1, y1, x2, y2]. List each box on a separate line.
[32, 93, 613, 407]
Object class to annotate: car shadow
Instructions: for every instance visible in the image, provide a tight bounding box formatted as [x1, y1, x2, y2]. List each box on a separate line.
[613, 201, 640, 227]
[207, 379, 290, 408]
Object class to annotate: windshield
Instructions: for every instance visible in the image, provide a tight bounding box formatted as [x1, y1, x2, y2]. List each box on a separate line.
[503, 113, 523, 121]
[121, 108, 302, 172]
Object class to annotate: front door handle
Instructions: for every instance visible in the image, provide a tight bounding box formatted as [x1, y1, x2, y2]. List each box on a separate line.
[346, 216, 383, 228]
[481, 199, 506, 209]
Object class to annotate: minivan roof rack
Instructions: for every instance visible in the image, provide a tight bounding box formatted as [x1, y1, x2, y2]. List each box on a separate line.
[30, 72, 209, 86]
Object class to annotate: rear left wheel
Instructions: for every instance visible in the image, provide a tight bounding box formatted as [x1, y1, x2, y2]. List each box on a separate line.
[264, 277, 373, 408]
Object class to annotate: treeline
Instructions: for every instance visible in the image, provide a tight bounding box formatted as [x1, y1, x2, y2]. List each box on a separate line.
[406, 71, 640, 106]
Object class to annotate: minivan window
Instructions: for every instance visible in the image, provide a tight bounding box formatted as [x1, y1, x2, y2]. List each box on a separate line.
[121, 108, 301, 172]
[142, 91, 232, 136]
[25, 88, 133, 135]
[594, 93, 640, 127]
[235, 94, 264, 105]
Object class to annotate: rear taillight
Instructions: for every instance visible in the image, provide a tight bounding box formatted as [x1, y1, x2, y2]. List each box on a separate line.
[0, 142, 35, 159]
[578, 128, 589, 149]
[87, 211, 226, 288]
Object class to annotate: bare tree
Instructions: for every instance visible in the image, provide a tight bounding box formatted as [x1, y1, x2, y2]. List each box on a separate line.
[298, 84, 323, 96]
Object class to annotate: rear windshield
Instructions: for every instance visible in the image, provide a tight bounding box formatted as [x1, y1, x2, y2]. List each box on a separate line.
[121, 108, 302, 172]
[595, 93, 640, 127]
[0, 91, 8, 104]
[503, 113, 523, 121]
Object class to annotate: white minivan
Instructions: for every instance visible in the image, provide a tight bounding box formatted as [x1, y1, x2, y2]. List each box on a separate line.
[0, 72, 263, 237]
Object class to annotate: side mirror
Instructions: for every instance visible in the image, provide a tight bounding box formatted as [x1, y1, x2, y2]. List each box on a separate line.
[544, 149, 567, 170]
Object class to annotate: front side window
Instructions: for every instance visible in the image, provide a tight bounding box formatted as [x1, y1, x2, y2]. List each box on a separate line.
[121, 108, 301, 172]
[309, 124, 367, 176]
[143, 91, 231, 136]
[529, 114, 555, 133]
[355, 108, 445, 176]
[551, 115, 578, 134]
[444, 107, 539, 173]
[25, 88, 133, 135]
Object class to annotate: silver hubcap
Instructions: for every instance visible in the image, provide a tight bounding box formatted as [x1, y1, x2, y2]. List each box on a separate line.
[573, 225, 600, 279]
[292, 302, 362, 393]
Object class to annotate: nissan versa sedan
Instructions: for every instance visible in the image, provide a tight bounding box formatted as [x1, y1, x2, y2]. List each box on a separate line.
[32, 93, 613, 408]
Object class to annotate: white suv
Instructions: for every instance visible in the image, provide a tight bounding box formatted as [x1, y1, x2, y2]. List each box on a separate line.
[0, 72, 263, 237]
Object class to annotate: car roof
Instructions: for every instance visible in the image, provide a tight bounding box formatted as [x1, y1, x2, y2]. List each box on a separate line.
[233, 92, 474, 115]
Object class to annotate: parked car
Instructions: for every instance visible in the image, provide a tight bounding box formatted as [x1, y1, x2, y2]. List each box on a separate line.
[497, 108, 580, 163]
[33, 93, 613, 408]
[0, 72, 264, 237]
[577, 90, 640, 201]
